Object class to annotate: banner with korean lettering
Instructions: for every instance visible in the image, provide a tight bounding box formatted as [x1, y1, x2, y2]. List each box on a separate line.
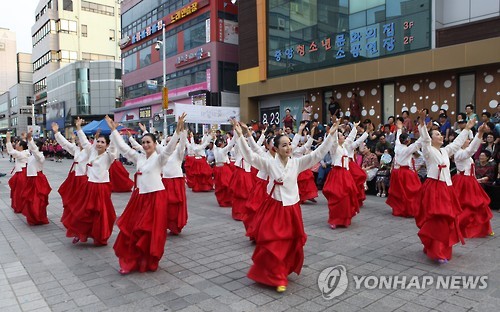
[174, 103, 239, 125]
[268, 4, 431, 78]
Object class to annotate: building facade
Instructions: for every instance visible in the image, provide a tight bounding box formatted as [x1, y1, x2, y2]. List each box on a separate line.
[0, 53, 34, 136]
[0, 28, 18, 95]
[46, 60, 122, 136]
[237, 0, 500, 129]
[115, 0, 239, 131]
[31, 0, 121, 132]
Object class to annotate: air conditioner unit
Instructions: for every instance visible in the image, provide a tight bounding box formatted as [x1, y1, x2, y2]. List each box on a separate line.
[278, 18, 285, 29]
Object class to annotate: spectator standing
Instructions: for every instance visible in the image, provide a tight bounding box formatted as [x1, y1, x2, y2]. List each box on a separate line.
[327, 97, 341, 119]
[282, 109, 295, 131]
[402, 111, 414, 133]
[349, 93, 361, 122]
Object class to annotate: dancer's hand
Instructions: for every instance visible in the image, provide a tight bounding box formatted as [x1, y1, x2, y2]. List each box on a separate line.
[466, 118, 476, 130]
[104, 115, 117, 131]
[176, 113, 187, 133]
[233, 121, 243, 137]
[52, 122, 59, 133]
[478, 123, 488, 137]
[75, 117, 83, 130]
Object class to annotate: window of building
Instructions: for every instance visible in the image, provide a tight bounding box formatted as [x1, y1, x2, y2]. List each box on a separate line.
[139, 47, 152, 68]
[59, 50, 78, 62]
[82, 24, 88, 37]
[124, 62, 210, 100]
[47, 0, 52, 9]
[82, 52, 114, 61]
[123, 54, 137, 74]
[109, 29, 115, 41]
[34, 78, 47, 94]
[115, 69, 121, 80]
[81, 0, 115, 16]
[183, 21, 207, 50]
[10, 97, 17, 108]
[76, 68, 91, 115]
[459, 73, 475, 113]
[57, 19, 77, 34]
[63, 0, 73, 12]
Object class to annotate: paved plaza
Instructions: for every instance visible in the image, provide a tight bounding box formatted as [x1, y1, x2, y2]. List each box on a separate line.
[0, 156, 499, 312]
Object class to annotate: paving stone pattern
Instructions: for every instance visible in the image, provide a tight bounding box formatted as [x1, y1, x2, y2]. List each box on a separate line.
[0, 157, 499, 311]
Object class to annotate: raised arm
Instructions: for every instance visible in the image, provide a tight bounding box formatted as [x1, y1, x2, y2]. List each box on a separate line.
[455, 123, 486, 161]
[106, 116, 139, 163]
[297, 123, 338, 172]
[221, 133, 237, 154]
[27, 136, 45, 163]
[75, 118, 92, 150]
[291, 123, 306, 148]
[444, 119, 474, 157]
[233, 122, 269, 172]
[52, 122, 78, 156]
[6, 132, 24, 158]
[129, 135, 144, 152]
[344, 122, 359, 150]
[158, 113, 186, 166]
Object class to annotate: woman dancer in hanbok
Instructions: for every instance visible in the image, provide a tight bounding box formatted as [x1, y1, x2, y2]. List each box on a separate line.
[190, 132, 213, 192]
[346, 122, 371, 209]
[234, 119, 338, 292]
[20, 132, 51, 225]
[63, 117, 117, 246]
[109, 114, 186, 274]
[292, 122, 319, 204]
[53, 122, 89, 223]
[415, 110, 475, 263]
[6, 132, 29, 213]
[386, 120, 422, 217]
[323, 123, 360, 228]
[129, 129, 189, 235]
[213, 134, 236, 207]
[454, 123, 494, 238]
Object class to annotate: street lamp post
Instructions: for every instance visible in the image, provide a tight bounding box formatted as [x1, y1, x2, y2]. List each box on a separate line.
[156, 23, 167, 135]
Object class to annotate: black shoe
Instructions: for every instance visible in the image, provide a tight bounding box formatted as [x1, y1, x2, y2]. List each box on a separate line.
[0, 173, 6, 177]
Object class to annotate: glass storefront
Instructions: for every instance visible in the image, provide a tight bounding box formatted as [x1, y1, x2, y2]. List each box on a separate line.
[268, 0, 431, 77]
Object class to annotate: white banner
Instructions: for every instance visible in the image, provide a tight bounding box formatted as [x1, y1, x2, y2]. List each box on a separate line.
[175, 103, 239, 125]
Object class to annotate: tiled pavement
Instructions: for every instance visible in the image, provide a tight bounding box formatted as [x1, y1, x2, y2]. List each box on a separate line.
[0, 156, 499, 312]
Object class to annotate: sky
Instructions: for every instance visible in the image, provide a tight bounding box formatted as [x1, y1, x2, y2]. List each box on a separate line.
[0, 0, 40, 53]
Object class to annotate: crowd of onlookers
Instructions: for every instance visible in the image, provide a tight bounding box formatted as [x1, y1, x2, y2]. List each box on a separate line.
[238, 102, 500, 202]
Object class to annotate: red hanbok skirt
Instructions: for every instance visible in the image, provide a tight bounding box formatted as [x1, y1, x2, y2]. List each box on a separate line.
[59, 173, 88, 223]
[349, 160, 367, 210]
[322, 167, 358, 227]
[230, 167, 254, 221]
[386, 167, 421, 218]
[191, 157, 213, 192]
[184, 155, 195, 188]
[109, 160, 133, 192]
[162, 177, 187, 234]
[297, 169, 318, 203]
[247, 197, 307, 287]
[114, 189, 168, 273]
[415, 178, 464, 261]
[8, 168, 27, 213]
[21, 173, 51, 225]
[213, 164, 233, 207]
[244, 177, 269, 238]
[62, 182, 115, 245]
[453, 174, 493, 238]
